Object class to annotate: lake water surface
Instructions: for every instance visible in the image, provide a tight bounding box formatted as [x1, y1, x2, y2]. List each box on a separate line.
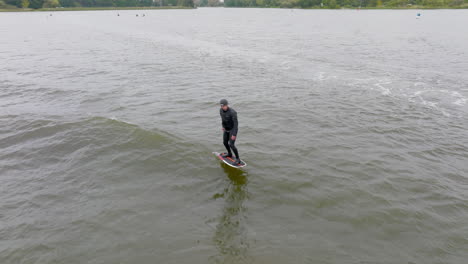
[1, 8, 468, 264]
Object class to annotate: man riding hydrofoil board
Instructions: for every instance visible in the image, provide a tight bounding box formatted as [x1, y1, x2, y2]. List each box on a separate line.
[219, 99, 241, 165]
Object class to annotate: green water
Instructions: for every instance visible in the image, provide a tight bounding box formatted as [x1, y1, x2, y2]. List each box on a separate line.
[1, 8, 467, 264]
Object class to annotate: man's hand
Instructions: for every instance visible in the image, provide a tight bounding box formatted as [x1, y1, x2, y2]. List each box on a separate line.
[222, 127, 225, 131]
[231, 135, 236, 140]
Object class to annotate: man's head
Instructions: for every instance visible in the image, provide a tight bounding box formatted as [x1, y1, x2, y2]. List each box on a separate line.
[220, 99, 229, 111]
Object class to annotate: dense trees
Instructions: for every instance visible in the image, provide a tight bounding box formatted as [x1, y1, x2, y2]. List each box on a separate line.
[29, 0, 43, 8]
[224, 0, 467, 7]
[1, 0, 194, 8]
[195, 0, 221, 6]
[43, 0, 59, 7]
[2, 0, 466, 10]
[55, 0, 194, 7]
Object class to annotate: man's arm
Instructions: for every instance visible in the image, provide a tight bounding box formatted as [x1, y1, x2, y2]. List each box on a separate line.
[231, 110, 238, 137]
[220, 110, 225, 131]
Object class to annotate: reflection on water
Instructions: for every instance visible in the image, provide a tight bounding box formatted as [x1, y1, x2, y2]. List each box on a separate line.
[212, 163, 250, 264]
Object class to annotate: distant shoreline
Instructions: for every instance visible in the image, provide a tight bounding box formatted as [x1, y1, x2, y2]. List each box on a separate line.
[1, 6, 467, 12]
[222, 5, 468, 10]
[0, 6, 195, 12]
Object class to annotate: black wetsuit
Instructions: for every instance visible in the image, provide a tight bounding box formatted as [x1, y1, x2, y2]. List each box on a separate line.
[220, 107, 239, 160]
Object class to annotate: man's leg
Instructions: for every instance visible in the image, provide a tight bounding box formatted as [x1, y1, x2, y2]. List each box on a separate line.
[228, 133, 240, 161]
[223, 131, 232, 157]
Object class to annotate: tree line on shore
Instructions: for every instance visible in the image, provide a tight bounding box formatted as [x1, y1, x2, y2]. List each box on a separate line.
[1, 0, 467, 9]
[195, 0, 222, 6]
[0, 0, 194, 9]
[224, 0, 467, 8]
